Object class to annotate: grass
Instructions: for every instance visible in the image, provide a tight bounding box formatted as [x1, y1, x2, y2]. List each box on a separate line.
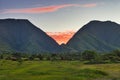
[0, 60, 120, 80]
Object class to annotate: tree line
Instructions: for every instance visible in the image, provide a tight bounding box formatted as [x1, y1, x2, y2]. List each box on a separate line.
[0, 50, 120, 64]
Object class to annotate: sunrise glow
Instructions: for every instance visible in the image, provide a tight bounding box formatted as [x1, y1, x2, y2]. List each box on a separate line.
[47, 31, 75, 45]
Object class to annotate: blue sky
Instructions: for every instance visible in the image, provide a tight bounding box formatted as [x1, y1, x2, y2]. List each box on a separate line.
[0, 0, 120, 32]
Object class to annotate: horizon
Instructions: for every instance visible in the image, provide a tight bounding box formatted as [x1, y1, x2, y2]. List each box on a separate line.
[1, 0, 120, 44]
[0, 18, 120, 45]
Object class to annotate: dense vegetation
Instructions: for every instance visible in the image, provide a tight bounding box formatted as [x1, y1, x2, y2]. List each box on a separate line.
[0, 50, 120, 80]
[0, 50, 120, 64]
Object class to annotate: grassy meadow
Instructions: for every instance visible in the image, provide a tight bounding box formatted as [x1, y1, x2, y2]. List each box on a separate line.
[0, 60, 120, 80]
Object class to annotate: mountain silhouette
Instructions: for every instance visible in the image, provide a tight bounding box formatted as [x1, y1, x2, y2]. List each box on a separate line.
[67, 20, 120, 52]
[0, 19, 60, 53]
[1, 19, 120, 53]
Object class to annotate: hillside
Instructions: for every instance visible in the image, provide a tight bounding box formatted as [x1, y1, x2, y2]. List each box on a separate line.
[67, 20, 120, 52]
[0, 19, 60, 53]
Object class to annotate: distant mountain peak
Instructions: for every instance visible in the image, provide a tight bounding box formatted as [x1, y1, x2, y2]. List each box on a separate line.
[0, 18, 28, 21]
[0, 18, 30, 25]
[88, 20, 119, 25]
[89, 20, 113, 23]
[0, 19, 60, 53]
[67, 20, 120, 52]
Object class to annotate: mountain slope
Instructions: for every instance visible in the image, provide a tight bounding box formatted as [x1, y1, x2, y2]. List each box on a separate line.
[67, 20, 120, 52]
[0, 19, 60, 53]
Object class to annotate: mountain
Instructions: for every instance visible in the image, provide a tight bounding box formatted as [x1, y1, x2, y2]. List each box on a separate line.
[1, 19, 120, 53]
[67, 20, 120, 52]
[0, 19, 60, 53]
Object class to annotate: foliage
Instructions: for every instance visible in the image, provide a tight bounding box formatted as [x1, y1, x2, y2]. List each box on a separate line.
[0, 50, 120, 64]
[0, 61, 119, 80]
[0, 50, 120, 80]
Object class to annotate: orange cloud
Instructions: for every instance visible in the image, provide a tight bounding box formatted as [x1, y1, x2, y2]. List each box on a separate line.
[2, 4, 79, 14]
[47, 31, 75, 45]
[2, 3, 98, 14]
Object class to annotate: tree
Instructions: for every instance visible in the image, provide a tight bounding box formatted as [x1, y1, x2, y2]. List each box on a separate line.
[112, 50, 120, 57]
[12, 52, 21, 60]
[28, 56, 34, 60]
[37, 54, 43, 60]
[102, 50, 120, 63]
[51, 54, 57, 61]
[0, 54, 3, 59]
[82, 50, 97, 61]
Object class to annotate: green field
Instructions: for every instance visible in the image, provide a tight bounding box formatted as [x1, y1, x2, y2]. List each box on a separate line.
[0, 60, 120, 80]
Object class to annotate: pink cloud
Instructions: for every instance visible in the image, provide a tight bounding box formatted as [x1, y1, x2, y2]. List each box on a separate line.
[2, 3, 98, 14]
[2, 4, 79, 14]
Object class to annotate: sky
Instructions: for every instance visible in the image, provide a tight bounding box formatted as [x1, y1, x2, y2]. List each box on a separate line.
[0, 0, 120, 44]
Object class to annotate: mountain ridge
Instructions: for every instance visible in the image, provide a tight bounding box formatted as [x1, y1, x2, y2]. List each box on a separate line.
[1, 19, 120, 53]
[66, 20, 120, 52]
[0, 19, 60, 53]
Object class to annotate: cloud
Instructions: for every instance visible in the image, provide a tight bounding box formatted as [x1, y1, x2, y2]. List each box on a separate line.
[81, 3, 97, 8]
[2, 4, 79, 14]
[1, 3, 98, 14]
[47, 31, 75, 44]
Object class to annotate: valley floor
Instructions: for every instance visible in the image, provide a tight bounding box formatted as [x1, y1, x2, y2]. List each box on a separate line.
[0, 60, 120, 80]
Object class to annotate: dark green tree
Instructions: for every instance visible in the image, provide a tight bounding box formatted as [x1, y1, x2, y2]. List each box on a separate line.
[37, 54, 43, 60]
[0, 54, 3, 59]
[82, 50, 97, 61]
